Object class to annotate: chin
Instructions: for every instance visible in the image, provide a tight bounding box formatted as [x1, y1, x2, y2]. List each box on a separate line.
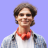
[21, 24, 30, 28]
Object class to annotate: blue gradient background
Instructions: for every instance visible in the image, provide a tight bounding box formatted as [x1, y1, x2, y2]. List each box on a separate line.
[0, 0, 48, 47]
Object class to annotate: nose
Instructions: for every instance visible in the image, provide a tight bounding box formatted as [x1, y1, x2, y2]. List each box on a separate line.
[23, 15, 27, 19]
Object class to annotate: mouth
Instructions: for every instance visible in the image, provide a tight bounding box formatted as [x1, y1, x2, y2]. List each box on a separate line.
[22, 21, 29, 23]
[22, 21, 29, 22]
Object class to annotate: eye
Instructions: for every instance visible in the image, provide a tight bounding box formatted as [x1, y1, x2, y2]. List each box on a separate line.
[26, 14, 32, 16]
[19, 13, 24, 16]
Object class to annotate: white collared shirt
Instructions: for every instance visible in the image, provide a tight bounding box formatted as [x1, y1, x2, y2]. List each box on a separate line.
[16, 33, 34, 48]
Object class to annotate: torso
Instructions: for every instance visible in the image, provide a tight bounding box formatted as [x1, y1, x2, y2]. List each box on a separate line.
[16, 33, 34, 48]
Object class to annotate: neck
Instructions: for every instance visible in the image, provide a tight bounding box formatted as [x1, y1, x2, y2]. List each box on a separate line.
[18, 25, 30, 34]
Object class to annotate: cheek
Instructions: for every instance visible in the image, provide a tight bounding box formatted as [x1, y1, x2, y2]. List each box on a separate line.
[18, 17, 22, 21]
[28, 18, 32, 21]
[17, 18, 22, 24]
[28, 18, 32, 24]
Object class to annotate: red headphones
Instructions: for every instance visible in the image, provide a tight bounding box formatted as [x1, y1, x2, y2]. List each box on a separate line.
[16, 27, 32, 40]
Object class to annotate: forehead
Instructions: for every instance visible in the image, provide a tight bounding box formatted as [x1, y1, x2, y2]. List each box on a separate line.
[19, 8, 31, 14]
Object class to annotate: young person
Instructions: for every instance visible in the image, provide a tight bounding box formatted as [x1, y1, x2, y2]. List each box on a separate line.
[1, 3, 47, 48]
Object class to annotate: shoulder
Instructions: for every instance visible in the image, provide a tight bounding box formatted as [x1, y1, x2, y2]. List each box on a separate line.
[33, 31, 47, 48]
[32, 31, 45, 41]
[1, 31, 16, 48]
[3, 34, 13, 42]
[1, 34, 13, 45]
[36, 33, 44, 40]
[3, 31, 16, 41]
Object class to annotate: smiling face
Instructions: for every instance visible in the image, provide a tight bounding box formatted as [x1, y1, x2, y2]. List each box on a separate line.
[16, 8, 34, 28]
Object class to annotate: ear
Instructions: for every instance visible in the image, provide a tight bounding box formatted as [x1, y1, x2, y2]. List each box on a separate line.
[32, 17, 34, 21]
[15, 16, 18, 21]
[33, 17, 34, 20]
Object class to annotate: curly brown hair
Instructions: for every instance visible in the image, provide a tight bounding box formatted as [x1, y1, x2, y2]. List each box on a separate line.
[14, 2, 37, 26]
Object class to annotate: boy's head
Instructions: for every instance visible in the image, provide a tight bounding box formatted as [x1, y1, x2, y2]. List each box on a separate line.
[14, 3, 37, 26]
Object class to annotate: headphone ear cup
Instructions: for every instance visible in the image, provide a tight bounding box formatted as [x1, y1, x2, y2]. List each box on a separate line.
[27, 32, 31, 39]
[21, 34, 27, 40]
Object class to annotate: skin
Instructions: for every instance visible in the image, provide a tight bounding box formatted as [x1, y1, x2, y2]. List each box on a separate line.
[16, 8, 34, 34]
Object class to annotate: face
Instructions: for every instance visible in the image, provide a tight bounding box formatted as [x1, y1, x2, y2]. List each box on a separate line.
[16, 8, 34, 27]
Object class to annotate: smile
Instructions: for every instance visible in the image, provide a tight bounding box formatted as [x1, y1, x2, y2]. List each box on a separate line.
[22, 21, 29, 22]
[22, 21, 29, 23]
